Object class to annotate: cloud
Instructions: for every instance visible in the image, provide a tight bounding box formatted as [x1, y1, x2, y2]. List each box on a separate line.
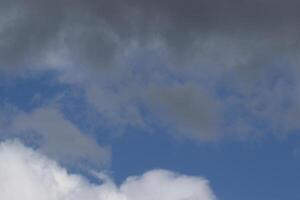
[0, 140, 217, 200]
[147, 83, 222, 141]
[1, 105, 110, 169]
[0, 0, 299, 68]
[1, 0, 300, 141]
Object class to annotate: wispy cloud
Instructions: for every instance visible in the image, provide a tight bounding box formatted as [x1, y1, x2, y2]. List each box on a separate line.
[1, 105, 111, 169]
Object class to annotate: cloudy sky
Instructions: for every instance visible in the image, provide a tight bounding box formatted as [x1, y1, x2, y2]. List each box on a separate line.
[1, 0, 300, 199]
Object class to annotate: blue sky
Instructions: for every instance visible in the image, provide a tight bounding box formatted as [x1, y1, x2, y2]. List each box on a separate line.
[1, 1, 300, 200]
[1, 70, 300, 200]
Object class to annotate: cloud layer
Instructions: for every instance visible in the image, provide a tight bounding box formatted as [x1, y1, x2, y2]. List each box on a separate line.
[0, 140, 217, 200]
[1, 0, 300, 141]
[1, 0, 299, 68]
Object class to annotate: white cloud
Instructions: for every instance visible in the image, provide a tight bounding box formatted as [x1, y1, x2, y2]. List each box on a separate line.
[0, 140, 217, 200]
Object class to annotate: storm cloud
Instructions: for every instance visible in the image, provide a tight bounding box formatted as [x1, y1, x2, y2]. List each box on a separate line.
[1, 0, 300, 68]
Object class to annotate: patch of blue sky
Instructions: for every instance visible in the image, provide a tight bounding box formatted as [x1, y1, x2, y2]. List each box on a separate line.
[0, 70, 67, 112]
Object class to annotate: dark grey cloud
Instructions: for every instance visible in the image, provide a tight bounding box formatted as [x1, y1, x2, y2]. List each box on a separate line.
[1, 0, 300, 69]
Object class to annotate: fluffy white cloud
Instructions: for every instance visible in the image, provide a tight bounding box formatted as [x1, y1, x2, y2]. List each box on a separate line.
[0, 140, 217, 200]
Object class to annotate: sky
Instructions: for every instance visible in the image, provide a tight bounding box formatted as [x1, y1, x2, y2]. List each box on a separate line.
[1, 0, 300, 199]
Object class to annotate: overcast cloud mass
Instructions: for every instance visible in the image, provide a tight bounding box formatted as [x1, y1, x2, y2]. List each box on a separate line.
[1, 0, 300, 141]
